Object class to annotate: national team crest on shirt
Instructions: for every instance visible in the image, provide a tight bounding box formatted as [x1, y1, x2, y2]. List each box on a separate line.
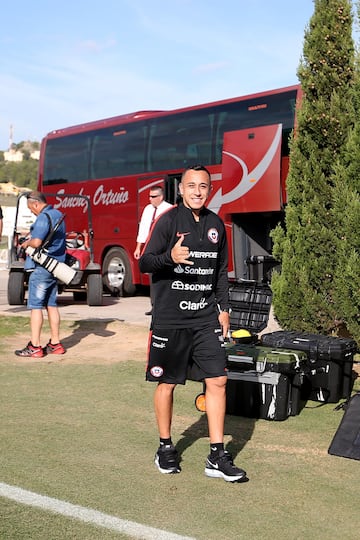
[207, 228, 219, 244]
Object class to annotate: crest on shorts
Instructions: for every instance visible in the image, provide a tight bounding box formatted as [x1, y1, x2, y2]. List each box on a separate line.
[150, 366, 164, 378]
[207, 228, 219, 244]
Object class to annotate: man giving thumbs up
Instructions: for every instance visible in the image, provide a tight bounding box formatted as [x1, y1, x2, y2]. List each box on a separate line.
[139, 165, 247, 483]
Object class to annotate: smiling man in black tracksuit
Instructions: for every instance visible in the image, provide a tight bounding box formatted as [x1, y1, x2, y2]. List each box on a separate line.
[139, 165, 246, 482]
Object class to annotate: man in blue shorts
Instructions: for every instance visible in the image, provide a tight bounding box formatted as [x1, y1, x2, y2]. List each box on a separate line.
[15, 191, 66, 358]
[140, 165, 247, 482]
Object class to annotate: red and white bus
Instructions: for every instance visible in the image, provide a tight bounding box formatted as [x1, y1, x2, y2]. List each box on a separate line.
[37, 84, 300, 296]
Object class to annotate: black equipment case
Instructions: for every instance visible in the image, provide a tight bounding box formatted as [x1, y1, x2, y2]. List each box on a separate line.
[260, 331, 357, 403]
[228, 281, 272, 334]
[328, 393, 360, 460]
[225, 342, 310, 420]
[226, 281, 311, 421]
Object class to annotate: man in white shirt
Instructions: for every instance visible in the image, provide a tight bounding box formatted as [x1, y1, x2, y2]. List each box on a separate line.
[134, 185, 172, 314]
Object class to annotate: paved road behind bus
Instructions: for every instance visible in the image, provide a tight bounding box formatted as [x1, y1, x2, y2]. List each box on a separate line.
[0, 269, 151, 327]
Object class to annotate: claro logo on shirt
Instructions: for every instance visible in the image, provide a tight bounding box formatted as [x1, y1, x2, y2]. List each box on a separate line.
[179, 298, 208, 311]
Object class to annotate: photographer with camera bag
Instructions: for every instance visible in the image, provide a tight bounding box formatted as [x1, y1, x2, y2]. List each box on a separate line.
[15, 191, 66, 358]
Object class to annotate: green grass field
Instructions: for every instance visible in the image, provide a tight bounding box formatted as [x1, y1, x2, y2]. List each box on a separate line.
[1, 316, 360, 539]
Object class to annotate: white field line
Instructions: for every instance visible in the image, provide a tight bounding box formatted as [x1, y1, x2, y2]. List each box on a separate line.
[0, 482, 196, 540]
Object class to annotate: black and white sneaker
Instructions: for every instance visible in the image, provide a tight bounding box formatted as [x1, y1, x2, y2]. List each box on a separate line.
[154, 445, 181, 474]
[205, 451, 246, 482]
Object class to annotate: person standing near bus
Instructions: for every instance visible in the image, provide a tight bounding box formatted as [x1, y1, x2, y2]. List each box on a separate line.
[15, 191, 66, 358]
[134, 185, 172, 315]
[139, 165, 247, 482]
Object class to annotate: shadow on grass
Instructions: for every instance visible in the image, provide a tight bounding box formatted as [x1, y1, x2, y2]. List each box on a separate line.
[175, 412, 256, 461]
[61, 318, 117, 350]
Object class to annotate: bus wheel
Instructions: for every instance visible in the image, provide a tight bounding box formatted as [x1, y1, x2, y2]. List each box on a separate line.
[102, 247, 136, 296]
[87, 273, 103, 306]
[8, 271, 25, 305]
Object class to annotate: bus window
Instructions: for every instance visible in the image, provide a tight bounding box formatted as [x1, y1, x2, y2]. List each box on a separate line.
[149, 110, 214, 172]
[91, 122, 147, 179]
[43, 133, 91, 185]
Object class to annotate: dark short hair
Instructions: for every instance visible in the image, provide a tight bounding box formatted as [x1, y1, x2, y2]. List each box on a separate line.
[26, 191, 47, 203]
[181, 164, 211, 181]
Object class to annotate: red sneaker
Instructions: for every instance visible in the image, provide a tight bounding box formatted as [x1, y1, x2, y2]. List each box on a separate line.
[15, 342, 44, 358]
[44, 341, 66, 355]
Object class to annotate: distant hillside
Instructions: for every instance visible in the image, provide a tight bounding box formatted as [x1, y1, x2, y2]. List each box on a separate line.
[1, 140, 40, 154]
[0, 158, 38, 190]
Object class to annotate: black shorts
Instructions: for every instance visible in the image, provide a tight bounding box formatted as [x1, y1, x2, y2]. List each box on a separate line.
[146, 324, 227, 384]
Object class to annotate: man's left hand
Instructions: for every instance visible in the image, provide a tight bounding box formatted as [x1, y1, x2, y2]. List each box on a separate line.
[218, 311, 230, 339]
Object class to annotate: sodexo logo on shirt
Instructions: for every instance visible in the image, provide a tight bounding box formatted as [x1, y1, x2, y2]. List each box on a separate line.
[171, 280, 212, 291]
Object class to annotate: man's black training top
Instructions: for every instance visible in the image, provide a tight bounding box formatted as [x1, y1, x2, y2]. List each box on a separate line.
[139, 203, 229, 329]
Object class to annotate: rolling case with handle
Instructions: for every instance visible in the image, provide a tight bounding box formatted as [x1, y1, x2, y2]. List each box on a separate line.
[260, 331, 357, 403]
[225, 342, 311, 420]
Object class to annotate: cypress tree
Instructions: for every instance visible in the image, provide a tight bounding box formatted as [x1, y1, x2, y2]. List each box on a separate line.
[271, 0, 355, 334]
[332, 169, 360, 342]
[332, 5, 360, 343]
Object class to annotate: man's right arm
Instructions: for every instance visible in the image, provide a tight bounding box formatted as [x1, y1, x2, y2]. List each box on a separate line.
[139, 217, 174, 273]
[21, 214, 49, 250]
